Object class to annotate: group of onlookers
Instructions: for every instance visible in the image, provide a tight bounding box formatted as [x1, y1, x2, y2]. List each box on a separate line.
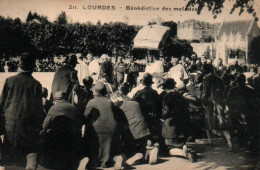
[0, 51, 260, 170]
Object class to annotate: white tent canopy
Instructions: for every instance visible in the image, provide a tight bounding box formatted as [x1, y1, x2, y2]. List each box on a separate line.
[133, 25, 170, 50]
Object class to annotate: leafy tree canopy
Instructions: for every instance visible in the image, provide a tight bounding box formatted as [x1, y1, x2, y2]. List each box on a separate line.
[186, 0, 258, 21]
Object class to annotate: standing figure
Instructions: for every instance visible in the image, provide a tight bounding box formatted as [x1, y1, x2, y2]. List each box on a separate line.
[0, 52, 44, 169]
[75, 53, 90, 86]
[226, 74, 256, 148]
[227, 60, 243, 74]
[87, 54, 100, 84]
[51, 54, 78, 102]
[214, 58, 227, 77]
[126, 56, 140, 90]
[114, 56, 127, 86]
[100, 54, 114, 84]
[201, 64, 232, 149]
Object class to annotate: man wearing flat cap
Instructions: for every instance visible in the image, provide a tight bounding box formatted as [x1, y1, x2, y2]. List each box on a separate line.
[84, 82, 117, 168]
[0, 52, 44, 169]
[51, 54, 78, 103]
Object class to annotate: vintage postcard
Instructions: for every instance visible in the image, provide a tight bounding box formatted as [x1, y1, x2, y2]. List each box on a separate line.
[0, 0, 259, 169]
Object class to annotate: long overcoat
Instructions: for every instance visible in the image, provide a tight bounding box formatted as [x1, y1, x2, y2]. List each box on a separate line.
[0, 72, 43, 148]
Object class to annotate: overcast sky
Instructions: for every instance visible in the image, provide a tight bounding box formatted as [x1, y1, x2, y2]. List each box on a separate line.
[0, 0, 259, 25]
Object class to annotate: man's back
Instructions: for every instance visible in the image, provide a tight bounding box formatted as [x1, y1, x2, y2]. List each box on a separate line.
[1, 72, 42, 125]
[51, 65, 76, 99]
[84, 96, 117, 134]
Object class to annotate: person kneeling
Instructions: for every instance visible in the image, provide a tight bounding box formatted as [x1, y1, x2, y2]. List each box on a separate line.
[39, 91, 88, 170]
[110, 84, 159, 166]
[161, 79, 196, 163]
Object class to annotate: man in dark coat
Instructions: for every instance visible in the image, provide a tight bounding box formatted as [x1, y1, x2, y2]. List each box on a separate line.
[227, 60, 243, 74]
[0, 52, 44, 169]
[50, 54, 78, 102]
[39, 91, 86, 170]
[201, 64, 232, 149]
[133, 73, 160, 137]
[84, 82, 117, 168]
[100, 54, 114, 84]
[226, 74, 256, 146]
[126, 56, 140, 90]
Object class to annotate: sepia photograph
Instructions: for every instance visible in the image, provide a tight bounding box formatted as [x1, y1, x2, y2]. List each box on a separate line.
[0, 0, 260, 169]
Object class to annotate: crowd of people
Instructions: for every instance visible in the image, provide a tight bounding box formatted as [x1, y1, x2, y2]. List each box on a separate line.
[0, 51, 259, 170]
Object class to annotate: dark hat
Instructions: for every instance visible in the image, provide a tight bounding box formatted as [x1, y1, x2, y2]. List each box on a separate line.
[19, 52, 36, 69]
[162, 78, 176, 90]
[83, 76, 93, 86]
[142, 73, 154, 86]
[235, 73, 246, 84]
[202, 64, 214, 74]
[93, 82, 107, 96]
[54, 91, 67, 100]
[65, 54, 78, 65]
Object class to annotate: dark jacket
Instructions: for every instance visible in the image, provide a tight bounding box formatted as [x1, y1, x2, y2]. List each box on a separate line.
[201, 73, 227, 130]
[51, 65, 77, 101]
[161, 91, 190, 139]
[41, 100, 82, 169]
[126, 63, 139, 87]
[226, 84, 255, 115]
[119, 96, 150, 140]
[133, 86, 159, 118]
[0, 72, 44, 147]
[84, 95, 117, 134]
[100, 61, 113, 83]
[201, 73, 225, 104]
[43, 100, 82, 134]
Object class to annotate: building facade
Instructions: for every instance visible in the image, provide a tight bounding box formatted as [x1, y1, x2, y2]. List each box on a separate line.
[177, 19, 220, 42]
[216, 20, 259, 65]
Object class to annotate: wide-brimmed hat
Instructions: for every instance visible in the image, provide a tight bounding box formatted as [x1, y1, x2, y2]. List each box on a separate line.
[93, 82, 107, 96]
[54, 91, 67, 101]
[19, 52, 36, 69]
